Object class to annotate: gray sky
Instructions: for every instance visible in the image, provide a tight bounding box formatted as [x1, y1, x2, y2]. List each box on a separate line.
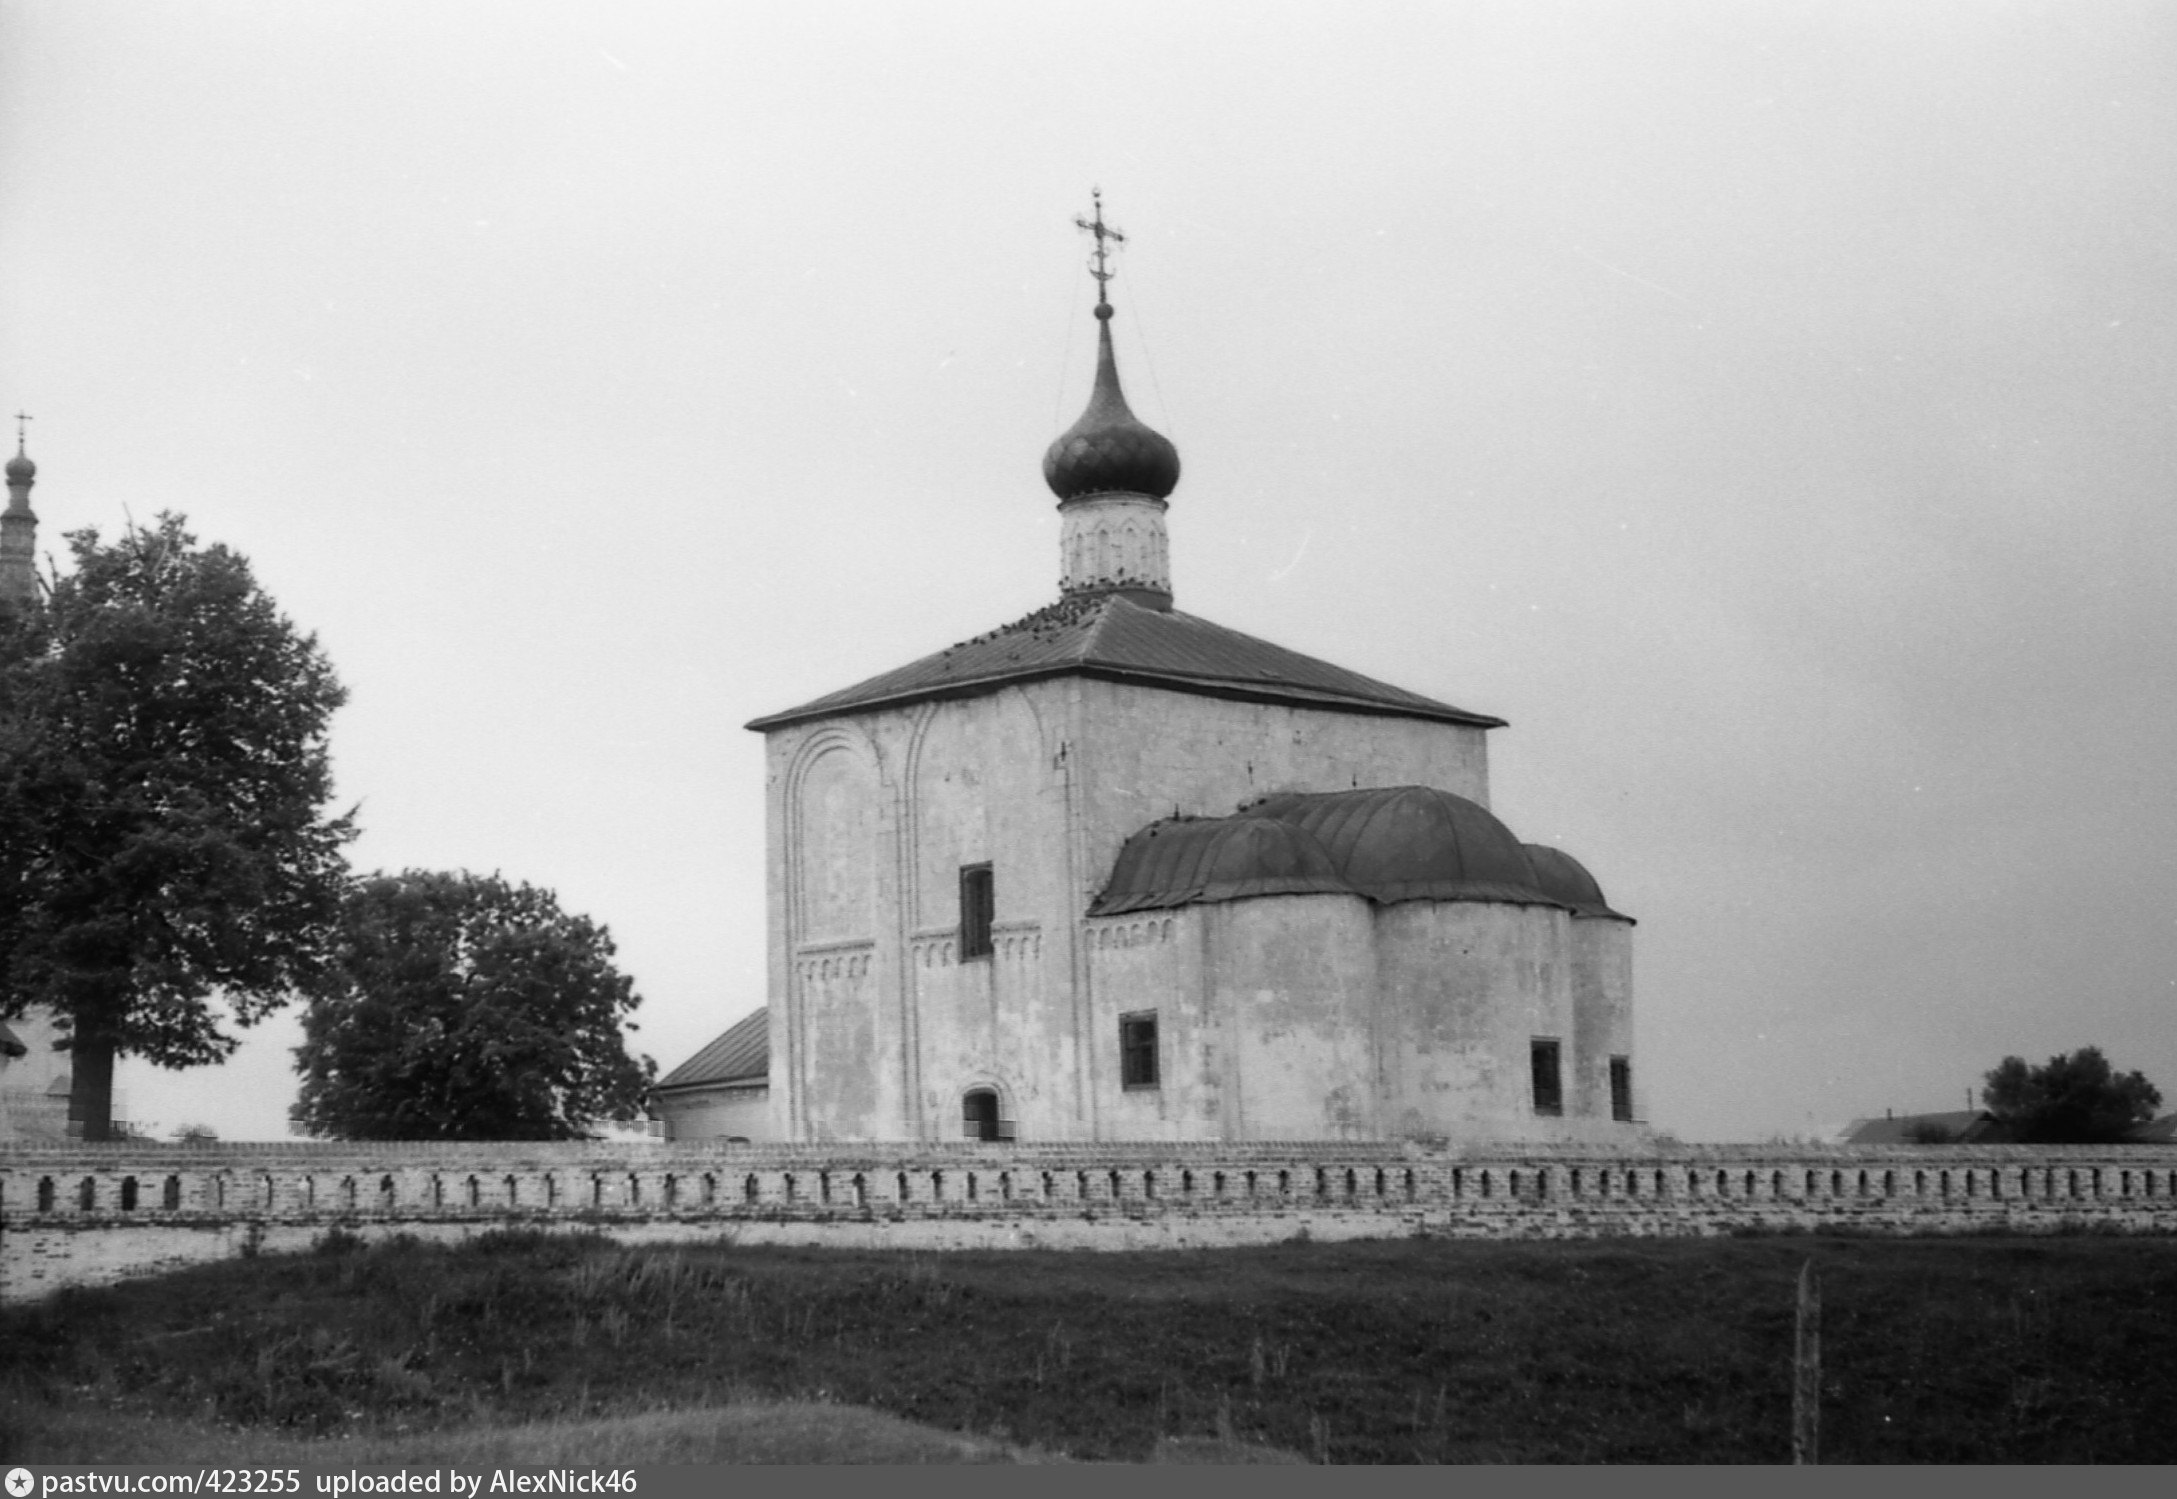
[3, 1, 2171, 1143]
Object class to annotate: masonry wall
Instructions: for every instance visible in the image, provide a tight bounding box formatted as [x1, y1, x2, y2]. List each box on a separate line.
[7, 1140, 2175, 1304]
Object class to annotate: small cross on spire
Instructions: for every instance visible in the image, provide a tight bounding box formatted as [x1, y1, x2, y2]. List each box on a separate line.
[1074, 188, 1126, 315]
[12, 412, 29, 452]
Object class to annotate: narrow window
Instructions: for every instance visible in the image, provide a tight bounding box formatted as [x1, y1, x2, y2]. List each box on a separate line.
[1530, 1038, 1563, 1117]
[1609, 1057, 1633, 1122]
[959, 864, 995, 960]
[1120, 1011, 1159, 1088]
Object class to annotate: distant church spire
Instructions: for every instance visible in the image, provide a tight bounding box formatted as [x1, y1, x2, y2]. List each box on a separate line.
[1043, 191, 1179, 610]
[1, 413, 38, 611]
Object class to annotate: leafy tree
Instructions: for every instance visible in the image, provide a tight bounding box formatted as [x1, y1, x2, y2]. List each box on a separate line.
[1981, 1047, 2163, 1144]
[293, 870, 657, 1140]
[0, 516, 354, 1139]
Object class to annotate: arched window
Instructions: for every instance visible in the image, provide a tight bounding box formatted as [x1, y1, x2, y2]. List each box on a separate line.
[961, 1088, 1002, 1142]
[120, 1176, 139, 1211]
[38, 1177, 56, 1212]
[163, 1175, 183, 1210]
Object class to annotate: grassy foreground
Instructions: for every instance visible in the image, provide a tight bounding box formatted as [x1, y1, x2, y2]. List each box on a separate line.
[5, 1229, 2175, 1463]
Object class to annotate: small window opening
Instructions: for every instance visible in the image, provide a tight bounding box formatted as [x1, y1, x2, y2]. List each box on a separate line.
[1531, 1038, 1563, 1117]
[163, 1175, 183, 1210]
[959, 864, 995, 960]
[1120, 1011, 1159, 1088]
[962, 1088, 1002, 1142]
[1609, 1056, 1633, 1122]
[120, 1176, 139, 1211]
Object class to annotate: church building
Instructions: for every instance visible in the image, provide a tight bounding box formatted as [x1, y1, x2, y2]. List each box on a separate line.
[656, 203, 1641, 1145]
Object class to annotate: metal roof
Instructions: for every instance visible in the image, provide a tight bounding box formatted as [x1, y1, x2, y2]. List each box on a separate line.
[654, 1008, 768, 1093]
[1091, 785, 1596, 917]
[1522, 844, 1632, 922]
[746, 593, 1505, 732]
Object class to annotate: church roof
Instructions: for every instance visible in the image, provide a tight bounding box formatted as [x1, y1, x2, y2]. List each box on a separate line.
[745, 592, 1505, 732]
[1093, 784, 1580, 916]
[654, 1008, 768, 1093]
[1522, 843, 1633, 921]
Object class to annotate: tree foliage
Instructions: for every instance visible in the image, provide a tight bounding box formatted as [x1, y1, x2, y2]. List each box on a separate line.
[1982, 1047, 2163, 1144]
[0, 515, 354, 1138]
[293, 870, 657, 1140]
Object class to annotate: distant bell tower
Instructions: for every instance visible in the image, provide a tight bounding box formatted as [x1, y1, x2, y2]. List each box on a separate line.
[1043, 192, 1180, 611]
[0, 414, 37, 611]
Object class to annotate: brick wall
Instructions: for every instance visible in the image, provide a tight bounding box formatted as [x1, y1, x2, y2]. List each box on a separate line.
[5, 1139, 2175, 1303]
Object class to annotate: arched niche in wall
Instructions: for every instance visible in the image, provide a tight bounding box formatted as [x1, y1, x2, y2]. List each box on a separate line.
[786, 729, 882, 947]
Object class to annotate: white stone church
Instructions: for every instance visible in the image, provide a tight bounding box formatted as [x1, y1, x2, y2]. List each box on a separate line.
[656, 215, 1641, 1146]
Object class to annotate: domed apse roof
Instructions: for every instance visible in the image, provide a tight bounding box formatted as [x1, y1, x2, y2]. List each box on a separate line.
[1091, 815, 1349, 914]
[1092, 785, 1587, 916]
[1042, 313, 1180, 502]
[1521, 843, 1633, 922]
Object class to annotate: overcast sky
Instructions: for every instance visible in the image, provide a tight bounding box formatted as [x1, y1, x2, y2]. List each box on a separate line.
[3, 1, 2171, 1143]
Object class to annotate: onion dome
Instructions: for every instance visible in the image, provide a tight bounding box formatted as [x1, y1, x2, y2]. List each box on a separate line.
[1250, 786, 1557, 907]
[1043, 312, 1180, 501]
[1521, 844, 1633, 921]
[1091, 815, 1346, 916]
[5, 445, 32, 486]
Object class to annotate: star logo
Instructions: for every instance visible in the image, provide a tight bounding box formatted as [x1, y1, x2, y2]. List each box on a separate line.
[5, 1467, 35, 1498]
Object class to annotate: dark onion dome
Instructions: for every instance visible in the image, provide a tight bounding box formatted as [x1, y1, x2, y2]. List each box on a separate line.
[5, 446, 32, 484]
[1091, 815, 1347, 916]
[1521, 844, 1634, 922]
[1042, 313, 1180, 501]
[1091, 784, 1565, 916]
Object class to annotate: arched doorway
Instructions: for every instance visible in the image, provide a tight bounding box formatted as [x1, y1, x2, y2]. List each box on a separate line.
[961, 1088, 1002, 1142]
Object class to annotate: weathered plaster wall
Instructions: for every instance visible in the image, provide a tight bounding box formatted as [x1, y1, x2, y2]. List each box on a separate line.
[8, 1140, 2176, 1304]
[654, 1084, 776, 1143]
[1206, 897, 1381, 1140]
[1570, 917, 1635, 1120]
[1068, 678, 1493, 918]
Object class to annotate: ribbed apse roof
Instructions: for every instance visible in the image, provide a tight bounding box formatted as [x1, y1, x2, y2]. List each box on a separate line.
[654, 1008, 768, 1092]
[1092, 785, 1591, 916]
[1521, 844, 1633, 922]
[746, 593, 1504, 732]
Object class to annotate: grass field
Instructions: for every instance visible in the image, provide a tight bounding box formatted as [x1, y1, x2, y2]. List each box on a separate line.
[5, 1228, 2175, 1463]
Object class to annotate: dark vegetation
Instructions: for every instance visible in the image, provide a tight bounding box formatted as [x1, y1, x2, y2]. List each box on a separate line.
[1984, 1047, 2163, 1144]
[292, 870, 655, 1140]
[6, 1232, 2176, 1463]
[0, 516, 354, 1139]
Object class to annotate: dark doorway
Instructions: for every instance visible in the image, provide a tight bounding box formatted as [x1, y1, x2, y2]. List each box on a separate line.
[962, 1089, 1001, 1142]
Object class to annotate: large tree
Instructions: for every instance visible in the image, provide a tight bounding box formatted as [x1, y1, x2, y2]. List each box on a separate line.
[1982, 1047, 2163, 1144]
[0, 515, 355, 1139]
[293, 870, 656, 1140]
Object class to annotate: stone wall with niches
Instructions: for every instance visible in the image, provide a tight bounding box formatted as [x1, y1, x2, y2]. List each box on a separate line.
[6, 1139, 2175, 1303]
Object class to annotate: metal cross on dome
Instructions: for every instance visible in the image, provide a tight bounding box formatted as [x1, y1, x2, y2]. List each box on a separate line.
[1074, 189, 1125, 309]
[12, 412, 28, 447]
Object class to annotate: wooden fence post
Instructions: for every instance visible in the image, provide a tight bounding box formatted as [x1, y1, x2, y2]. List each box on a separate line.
[1793, 1256, 1821, 1464]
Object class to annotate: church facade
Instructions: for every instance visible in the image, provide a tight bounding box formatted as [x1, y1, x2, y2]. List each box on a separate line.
[664, 210, 1641, 1145]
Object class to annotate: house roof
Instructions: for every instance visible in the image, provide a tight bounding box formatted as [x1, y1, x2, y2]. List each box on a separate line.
[654, 1008, 768, 1093]
[745, 592, 1504, 732]
[1838, 1109, 2008, 1145]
